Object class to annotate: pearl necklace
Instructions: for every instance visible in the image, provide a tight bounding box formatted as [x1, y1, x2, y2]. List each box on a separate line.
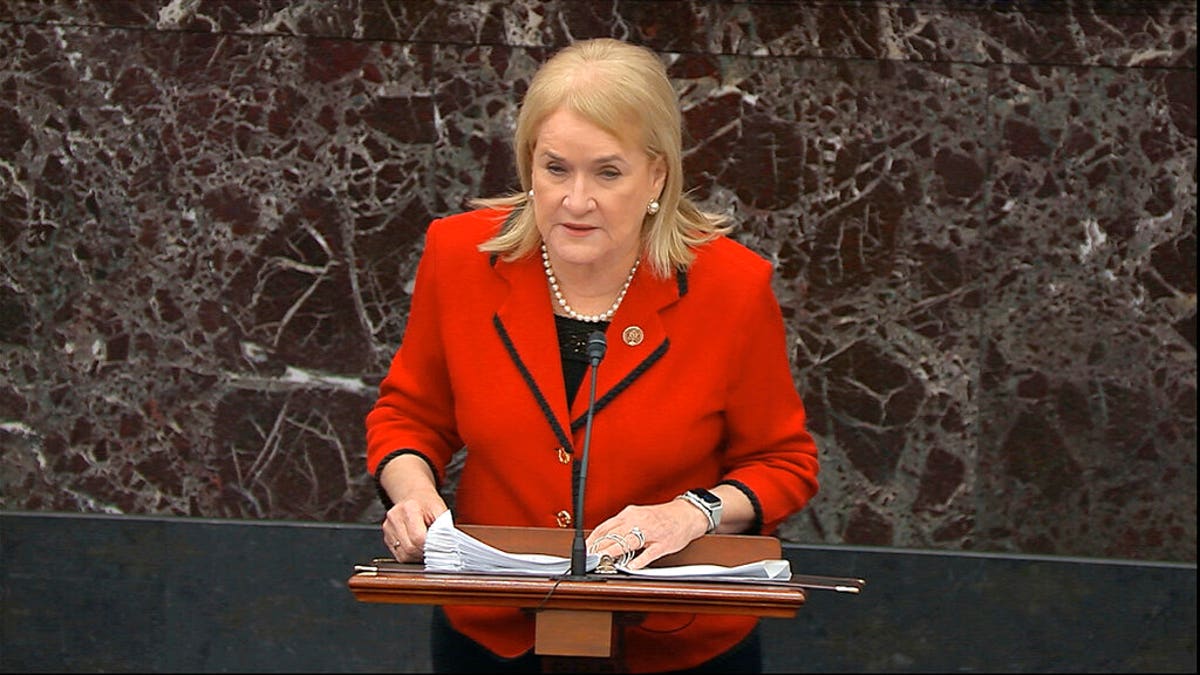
[541, 243, 639, 323]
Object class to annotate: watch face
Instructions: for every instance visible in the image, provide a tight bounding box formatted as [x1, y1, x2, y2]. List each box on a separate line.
[691, 488, 721, 506]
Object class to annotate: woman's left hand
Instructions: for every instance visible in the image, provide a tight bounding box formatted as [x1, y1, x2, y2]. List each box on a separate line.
[585, 498, 711, 570]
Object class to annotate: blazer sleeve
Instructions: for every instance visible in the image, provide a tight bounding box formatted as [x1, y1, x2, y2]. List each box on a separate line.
[719, 263, 820, 534]
[364, 220, 463, 482]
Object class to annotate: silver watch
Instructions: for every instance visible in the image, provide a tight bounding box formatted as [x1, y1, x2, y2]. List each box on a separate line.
[676, 488, 722, 533]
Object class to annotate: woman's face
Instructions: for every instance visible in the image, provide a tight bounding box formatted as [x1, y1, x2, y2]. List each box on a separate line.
[530, 108, 666, 274]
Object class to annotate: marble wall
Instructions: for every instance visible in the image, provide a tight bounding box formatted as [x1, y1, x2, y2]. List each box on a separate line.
[0, 1, 1194, 562]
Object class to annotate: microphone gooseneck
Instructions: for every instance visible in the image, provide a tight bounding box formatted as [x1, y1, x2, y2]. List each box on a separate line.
[570, 330, 607, 578]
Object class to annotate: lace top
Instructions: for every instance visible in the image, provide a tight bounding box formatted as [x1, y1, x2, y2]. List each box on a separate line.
[554, 314, 609, 408]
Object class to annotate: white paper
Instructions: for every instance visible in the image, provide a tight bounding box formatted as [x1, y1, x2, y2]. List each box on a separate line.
[617, 559, 791, 580]
[424, 510, 597, 575]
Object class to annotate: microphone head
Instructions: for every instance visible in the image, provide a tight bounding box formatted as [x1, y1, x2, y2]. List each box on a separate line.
[586, 330, 607, 363]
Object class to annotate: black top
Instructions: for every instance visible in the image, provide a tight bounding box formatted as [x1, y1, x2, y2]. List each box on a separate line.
[554, 314, 609, 408]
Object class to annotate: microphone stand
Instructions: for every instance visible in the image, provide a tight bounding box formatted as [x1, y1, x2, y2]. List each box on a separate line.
[569, 330, 606, 579]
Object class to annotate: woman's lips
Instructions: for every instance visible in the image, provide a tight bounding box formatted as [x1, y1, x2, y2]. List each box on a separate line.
[561, 223, 598, 234]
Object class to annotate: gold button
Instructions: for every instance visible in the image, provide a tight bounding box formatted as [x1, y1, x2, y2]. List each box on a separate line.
[556, 446, 571, 464]
[556, 510, 572, 528]
[622, 325, 644, 346]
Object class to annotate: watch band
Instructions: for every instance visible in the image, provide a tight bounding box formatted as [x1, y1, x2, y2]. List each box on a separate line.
[676, 488, 722, 533]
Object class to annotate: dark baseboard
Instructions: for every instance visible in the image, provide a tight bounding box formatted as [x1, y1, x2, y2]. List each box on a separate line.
[2, 512, 1194, 673]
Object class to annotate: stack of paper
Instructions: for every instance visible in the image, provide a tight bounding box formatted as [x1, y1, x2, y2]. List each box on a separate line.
[424, 510, 600, 575]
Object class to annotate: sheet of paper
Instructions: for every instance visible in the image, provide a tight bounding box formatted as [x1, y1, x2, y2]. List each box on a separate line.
[618, 558, 791, 580]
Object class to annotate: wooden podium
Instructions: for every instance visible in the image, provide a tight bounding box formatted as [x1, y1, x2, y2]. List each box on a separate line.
[347, 525, 816, 668]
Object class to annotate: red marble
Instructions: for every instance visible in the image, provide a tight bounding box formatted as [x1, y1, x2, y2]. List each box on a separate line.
[0, 1, 1194, 562]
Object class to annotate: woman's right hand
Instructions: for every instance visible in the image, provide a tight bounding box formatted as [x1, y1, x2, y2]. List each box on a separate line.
[378, 454, 448, 562]
[382, 495, 447, 562]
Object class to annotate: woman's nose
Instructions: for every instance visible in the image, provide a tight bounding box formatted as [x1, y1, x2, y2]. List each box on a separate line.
[562, 177, 595, 213]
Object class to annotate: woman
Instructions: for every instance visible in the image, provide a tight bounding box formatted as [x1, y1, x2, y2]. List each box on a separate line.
[366, 38, 820, 673]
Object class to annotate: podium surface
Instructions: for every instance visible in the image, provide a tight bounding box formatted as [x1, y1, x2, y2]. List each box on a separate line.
[348, 525, 809, 661]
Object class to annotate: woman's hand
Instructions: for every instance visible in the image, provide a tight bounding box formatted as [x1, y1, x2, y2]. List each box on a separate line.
[586, 485, 754, 570]
[585, 499, 709, 570]
[378, 454, 447, 562]
[382, 494, 447, 562]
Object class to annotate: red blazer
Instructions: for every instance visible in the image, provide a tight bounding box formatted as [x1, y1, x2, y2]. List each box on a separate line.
[366, 208, 819, 672]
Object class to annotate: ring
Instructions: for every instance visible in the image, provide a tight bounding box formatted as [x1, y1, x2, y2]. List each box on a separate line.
[390, 540, 402, 549]
[629, 527, 645, 548]
[601, 533, 628, 548]
[600, 533, 636, 565]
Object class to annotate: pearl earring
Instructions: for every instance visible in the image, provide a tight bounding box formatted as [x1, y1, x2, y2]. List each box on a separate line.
[527, 189, 535, 199]
[646, 200, 660, 215]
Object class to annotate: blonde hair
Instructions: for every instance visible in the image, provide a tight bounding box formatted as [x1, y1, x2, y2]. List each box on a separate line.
[473, 38, 730, 278]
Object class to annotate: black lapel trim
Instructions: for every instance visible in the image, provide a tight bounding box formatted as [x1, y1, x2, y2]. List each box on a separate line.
[493, 315, 574, 452]
[570, 339, 670, 432]
[676, 267, 689, 296]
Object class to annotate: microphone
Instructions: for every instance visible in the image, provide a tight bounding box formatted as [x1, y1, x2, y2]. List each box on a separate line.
[570, 330, 607, 578]
[585, 331, 607, 363]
